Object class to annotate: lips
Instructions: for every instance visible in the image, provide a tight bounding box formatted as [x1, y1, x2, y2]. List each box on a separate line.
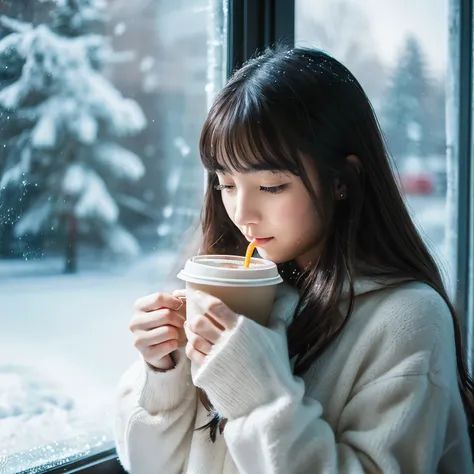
[254, 238, 273, 245]
[246, 236, 274, 245]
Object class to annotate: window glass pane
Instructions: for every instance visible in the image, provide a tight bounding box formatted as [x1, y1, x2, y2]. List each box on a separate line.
[0, 0, 226, 472]
[295, 0, 454, 289]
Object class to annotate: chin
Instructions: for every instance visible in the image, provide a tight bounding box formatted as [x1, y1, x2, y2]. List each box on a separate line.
[256, 247, 290, 265]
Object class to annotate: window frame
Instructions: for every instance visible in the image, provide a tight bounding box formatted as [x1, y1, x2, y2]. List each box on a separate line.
[459, 0, 474, 370]
[20, 449, 121, 474]
[227, 0, 294, 76]
[445, 0, 474, 367]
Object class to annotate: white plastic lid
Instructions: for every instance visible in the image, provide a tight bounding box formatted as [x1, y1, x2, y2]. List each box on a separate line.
[177, 255, 283, 287]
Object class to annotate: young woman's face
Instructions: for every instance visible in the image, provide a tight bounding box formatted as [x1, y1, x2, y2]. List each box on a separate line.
[216, 164, 323, 269]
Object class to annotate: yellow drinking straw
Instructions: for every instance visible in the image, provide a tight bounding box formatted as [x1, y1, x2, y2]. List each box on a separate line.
[244, 239, 257, 268]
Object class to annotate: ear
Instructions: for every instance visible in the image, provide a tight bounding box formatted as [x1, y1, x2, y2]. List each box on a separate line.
[335, 154, 361, 200]
[346, 154, 362, 174]
[334, 178, 347, 200]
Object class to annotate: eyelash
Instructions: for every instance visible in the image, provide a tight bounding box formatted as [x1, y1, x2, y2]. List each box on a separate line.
[214, 184, 287, 194]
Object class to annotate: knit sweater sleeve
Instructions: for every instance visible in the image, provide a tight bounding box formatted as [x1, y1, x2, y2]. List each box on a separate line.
[114, 348, 197, 474]
[192, 289, 471, 473]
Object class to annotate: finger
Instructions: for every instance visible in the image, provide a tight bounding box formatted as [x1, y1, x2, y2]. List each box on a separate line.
[185, 341, 206, 365]
[134, 325, 179, 350]
[184, 322, 214, 355]
[144, 339, 179, 365]
[130, 308, 185, 332]
[134, 292, 184, 313]
[175, 297, 187, 318]
[172, 289, 186, 298]
[177, 326, 187, 346]
[171, 290, 187, 319]
[192, 291, 237, 330]
[187, 314, 223, 345]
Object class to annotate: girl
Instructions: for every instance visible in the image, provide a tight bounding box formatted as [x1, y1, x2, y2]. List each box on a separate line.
[114, 47, 474, 473]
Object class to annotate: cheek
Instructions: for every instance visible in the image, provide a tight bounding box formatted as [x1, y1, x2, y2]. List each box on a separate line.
[277, 195, 321, 243]
[273, 201, 298, 223]
[275, 194, 316, 226]
[299, 202, 321, 234]
[221, 194, 234, 220]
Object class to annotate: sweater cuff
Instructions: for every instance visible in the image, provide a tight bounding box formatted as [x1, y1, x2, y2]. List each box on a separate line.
[192, 315, 295, 420]
[138, 347, 194, 412]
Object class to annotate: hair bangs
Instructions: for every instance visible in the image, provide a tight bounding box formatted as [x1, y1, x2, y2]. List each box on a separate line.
[200, 89, 301, 175]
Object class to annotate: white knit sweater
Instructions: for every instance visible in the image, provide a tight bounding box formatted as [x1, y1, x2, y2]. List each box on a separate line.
[114, 279, 473, 473]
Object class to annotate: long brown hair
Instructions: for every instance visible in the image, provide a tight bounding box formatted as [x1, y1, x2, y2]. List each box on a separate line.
[194, 46, 474, 448]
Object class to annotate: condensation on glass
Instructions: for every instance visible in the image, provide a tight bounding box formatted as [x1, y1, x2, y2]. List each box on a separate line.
[0, 0, 226, 472]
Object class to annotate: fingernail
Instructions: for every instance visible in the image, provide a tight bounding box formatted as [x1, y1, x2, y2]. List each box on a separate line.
[175, 296, 185, 310]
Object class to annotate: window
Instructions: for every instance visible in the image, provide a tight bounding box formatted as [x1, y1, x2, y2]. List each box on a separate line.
[2, 0, 474, 473]
[0, 0, 226, 472]
[296, 0, 455, 292]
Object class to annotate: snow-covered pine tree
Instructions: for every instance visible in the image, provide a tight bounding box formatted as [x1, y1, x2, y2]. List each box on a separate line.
[0, 0, 146, 272]
[0, 14, 39, 258]
[380, 36, 446, 167]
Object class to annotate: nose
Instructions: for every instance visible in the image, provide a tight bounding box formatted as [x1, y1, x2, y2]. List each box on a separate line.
[233, 190, 260, 227]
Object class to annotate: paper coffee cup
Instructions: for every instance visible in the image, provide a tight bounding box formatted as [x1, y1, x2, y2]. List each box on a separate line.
[177, 255, 283, 326]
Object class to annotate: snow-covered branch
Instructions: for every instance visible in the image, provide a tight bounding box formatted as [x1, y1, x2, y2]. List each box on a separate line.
[0, 15, 32, 33]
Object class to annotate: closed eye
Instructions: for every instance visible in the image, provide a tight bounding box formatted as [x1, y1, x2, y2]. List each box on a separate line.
[260, 185, 287, 194]
[214, 184, 287, 194]
[214, 184, 234, 191]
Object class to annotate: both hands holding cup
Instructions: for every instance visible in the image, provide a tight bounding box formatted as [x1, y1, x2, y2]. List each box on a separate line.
[130, 251, 283, 371]
[130, 288, 239, 371]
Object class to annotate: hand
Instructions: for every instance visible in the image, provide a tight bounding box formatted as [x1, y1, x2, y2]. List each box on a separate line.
[130, 289, 186, 371]
[184, 291, 238, 365]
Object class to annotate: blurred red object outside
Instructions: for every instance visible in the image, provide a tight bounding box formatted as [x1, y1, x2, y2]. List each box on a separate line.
[399, 171, 435, 195]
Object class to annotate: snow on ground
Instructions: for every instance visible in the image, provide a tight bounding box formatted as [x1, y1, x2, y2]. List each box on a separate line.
[0, 249, 181, 471]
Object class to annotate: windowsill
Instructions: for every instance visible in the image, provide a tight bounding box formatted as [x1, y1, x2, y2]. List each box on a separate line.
[17, 449, 125, 474]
